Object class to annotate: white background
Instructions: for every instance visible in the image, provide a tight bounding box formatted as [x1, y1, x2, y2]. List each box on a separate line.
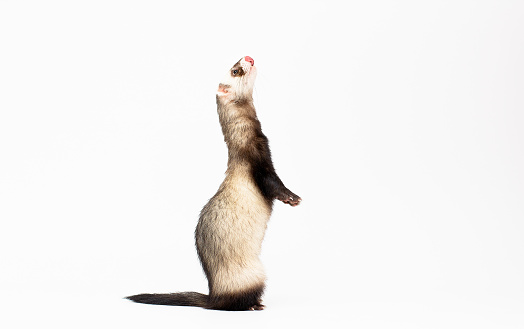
[1, 0, 523, 328]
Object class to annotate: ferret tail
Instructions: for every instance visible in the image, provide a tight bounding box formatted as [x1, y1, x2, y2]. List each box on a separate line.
[126, 292, 208, 308]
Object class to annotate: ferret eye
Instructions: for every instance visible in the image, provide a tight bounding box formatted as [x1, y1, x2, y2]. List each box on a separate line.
[232, 69, 239, 76]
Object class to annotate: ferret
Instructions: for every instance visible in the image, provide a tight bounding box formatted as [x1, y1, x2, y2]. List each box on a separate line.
[127, 56, 301, 311]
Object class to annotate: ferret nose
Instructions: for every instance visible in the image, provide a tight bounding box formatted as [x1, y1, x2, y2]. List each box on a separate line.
[244, 56, 254, 66]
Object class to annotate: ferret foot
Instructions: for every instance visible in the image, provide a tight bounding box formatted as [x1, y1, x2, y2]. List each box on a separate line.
[249, 304, 265, 311]
[277, 189, 301, 207]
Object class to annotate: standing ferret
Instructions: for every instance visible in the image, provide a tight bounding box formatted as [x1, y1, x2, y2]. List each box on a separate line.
[127, 56, 301, 311]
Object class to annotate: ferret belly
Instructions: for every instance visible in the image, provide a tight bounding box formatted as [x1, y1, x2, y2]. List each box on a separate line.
[197, 169, 272, 295]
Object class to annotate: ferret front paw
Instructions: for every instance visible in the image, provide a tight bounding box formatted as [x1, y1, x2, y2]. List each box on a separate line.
[277, 189, 301, 207]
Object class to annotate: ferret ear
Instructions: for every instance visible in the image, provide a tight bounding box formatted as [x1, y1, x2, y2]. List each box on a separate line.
[217, 84, 230, 97]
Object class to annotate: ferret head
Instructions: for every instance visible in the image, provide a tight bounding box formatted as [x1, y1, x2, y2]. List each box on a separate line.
[217, 56, 257, 102]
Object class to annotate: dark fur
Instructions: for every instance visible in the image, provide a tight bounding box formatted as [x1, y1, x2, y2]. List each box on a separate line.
[126, 292, 207, 307]
[126, 287, 264, 311]
[216, 96, 299, 206]
[230, 59, 246, 77]
[209, 284, 265, 311]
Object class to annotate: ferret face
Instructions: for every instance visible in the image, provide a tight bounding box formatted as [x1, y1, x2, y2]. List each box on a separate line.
[217, 56, 257, 100]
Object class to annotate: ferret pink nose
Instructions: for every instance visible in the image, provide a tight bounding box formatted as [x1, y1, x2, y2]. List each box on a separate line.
[245, 56, 254, 66]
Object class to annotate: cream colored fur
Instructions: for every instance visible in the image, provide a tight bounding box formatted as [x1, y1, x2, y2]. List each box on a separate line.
[197, 162, 271, 295]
